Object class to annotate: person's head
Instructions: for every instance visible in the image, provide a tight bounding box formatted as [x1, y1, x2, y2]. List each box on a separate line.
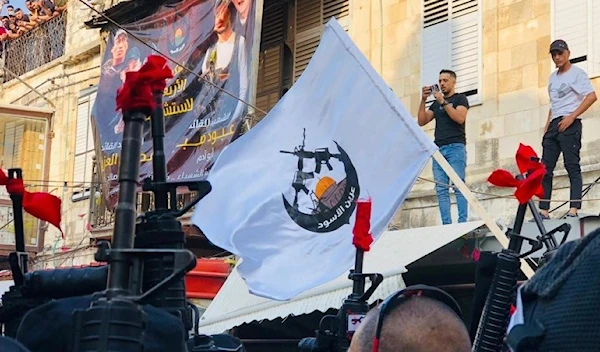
[14, 8, 23, 20]
[549, 39, 571, 70]
[25, 1, 33, 11]
[438, 69, 457, 96]
[349, 285, 471, 352]
[111, 29, 129, 64]
[1, 17, 8, 27]
[232, 0, 252, 22]
[214, 0, 233, 35]
[6, 5, 14, 15]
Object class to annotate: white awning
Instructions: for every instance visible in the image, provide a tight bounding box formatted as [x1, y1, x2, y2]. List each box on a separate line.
[198, 221, 485, 335]
[0, 280, 14, 301]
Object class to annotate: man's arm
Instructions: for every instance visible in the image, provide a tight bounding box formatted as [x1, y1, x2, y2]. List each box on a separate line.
[569, 92, 597, 119]
[443, 103, 468, 124]
[418, 86, 434, 126]
[418, 100, 434, 126]
[434, 92, 468, 124]
[558, 70, 597, 132]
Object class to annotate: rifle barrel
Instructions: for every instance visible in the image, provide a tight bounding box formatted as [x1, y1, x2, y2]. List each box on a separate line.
[352, 249, 365, 295]
[106, 110, 146, 296]
[151, 91, 168, 209]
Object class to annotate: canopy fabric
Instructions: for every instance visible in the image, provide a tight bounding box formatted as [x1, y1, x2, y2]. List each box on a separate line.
[198, 221, 485, 335]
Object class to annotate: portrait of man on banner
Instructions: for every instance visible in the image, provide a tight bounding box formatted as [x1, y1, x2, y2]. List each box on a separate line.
[90, 0, 257, 208]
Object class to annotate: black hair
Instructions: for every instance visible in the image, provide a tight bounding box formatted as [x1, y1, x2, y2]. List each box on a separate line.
[439, 69, 457, 79]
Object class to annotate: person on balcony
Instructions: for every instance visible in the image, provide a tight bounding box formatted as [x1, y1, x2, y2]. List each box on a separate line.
[539, 40, 598, 219]
[418, 69, 470, 225]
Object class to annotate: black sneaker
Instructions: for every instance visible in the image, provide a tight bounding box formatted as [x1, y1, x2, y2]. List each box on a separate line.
[530, 212, 550, 222]
[565, 213, 578, 218]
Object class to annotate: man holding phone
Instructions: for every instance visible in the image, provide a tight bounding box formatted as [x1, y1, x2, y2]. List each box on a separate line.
[418, 69, 470, 224]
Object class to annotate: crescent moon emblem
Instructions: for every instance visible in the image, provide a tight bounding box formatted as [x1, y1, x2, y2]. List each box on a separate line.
[283, 141, 360, 233]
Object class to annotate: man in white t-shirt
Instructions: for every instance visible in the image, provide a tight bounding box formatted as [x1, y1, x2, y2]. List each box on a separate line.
[539, 40, 597, 219]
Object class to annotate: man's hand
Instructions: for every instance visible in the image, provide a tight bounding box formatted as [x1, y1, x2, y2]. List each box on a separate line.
[434, 91, 444, 104]
[558, 115, 576, 132]
[421, 86, 431, 101]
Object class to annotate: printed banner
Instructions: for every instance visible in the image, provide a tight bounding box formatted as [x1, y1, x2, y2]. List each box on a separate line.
[91, 0, 257, 206]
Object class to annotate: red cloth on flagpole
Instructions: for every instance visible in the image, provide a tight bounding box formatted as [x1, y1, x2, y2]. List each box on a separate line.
[0, 169, 63, 236]
[115, 55, 173, 113]
[353, 198, 374, 251]
[487, 143, 546, 204]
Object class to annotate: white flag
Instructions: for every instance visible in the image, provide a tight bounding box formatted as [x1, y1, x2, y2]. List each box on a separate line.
[191, 18, 437, 301]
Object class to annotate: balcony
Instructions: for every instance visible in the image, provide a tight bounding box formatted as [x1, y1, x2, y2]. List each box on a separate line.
[88, 162, 200, 236]
[2, 11, 67, 81]
[89, 189, 200, 232]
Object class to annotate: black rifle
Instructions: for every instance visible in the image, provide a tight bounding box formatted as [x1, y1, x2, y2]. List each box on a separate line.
[297, 246, 383, 352]
[0, 169, 48, 338]
[472, 163, 571, 352]
[68, 79, 209, 351]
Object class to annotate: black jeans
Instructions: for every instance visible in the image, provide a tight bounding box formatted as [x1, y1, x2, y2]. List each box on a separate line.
[539, 117, 582, 210]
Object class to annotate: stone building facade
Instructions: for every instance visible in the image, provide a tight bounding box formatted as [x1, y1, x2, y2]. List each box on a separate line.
[0, 1, 105, 268]
[348, 0, 600, 229]
[0, 0, 596, 268]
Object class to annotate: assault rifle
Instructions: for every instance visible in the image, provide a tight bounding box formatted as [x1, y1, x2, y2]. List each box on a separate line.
[0, 57, 246, 352]
[471, 158, 571, 352]
[297, 237, 383, 351]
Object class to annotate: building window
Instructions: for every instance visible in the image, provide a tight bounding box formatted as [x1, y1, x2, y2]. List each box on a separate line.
[421, 0, 481, 104]
[0, 112, 49, 247]
[72, 89, 97, 202]
[254, 0, 350, 117]
[294, 0, 350, 80]
[551, 0, 600, 76]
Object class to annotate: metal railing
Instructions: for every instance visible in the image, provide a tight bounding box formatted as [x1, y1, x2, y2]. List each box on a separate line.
[88, 162, 198, 232]
[3, 11, 67, 81]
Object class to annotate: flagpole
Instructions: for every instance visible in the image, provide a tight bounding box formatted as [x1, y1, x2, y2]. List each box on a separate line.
[8, 169, 27, 283]
[432, 151, 536, 278]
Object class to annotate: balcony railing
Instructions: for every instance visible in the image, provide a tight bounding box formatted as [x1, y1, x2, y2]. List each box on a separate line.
[89, 162, 199, 232]
[3, 11, 67, 81]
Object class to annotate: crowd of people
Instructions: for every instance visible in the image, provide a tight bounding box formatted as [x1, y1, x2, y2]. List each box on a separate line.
[0, 0, 66, 42]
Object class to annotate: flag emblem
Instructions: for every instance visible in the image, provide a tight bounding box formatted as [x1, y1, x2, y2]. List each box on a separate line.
[280, 129, 360, 233]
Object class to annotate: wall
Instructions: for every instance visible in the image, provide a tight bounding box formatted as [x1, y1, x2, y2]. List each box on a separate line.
[0, 0, 104, 268]
[350, 0, 600, 229]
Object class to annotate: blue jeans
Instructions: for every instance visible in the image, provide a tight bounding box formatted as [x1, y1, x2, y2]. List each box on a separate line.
[432, 143, 468, 224]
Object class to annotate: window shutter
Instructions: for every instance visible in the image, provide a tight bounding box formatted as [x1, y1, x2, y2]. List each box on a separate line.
[3, 122, 16, 167]
[424, 0, 449, 27]
[451, 0, 479, 99]
[256, 46, 283, 113]
[323, 0, 350, 28]
[73, 92, 96, 187]
[294, 0, 350, 81]
[422, 1, 451, 102]
[87, 94, 96, 151]
[13, 124, 24, 167]
[590, 0, 600, 75]
[260, 0, 286, 49]
[255, 0, 285, 115]
[294, 0, 323, 81]
[553, 0, 588, 72]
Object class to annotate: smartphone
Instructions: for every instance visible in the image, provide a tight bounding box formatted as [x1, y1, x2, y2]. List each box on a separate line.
[430, 84, 440, 95]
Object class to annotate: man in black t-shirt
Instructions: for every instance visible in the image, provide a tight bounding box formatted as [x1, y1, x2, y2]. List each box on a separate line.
[418, 69, 470, 224]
